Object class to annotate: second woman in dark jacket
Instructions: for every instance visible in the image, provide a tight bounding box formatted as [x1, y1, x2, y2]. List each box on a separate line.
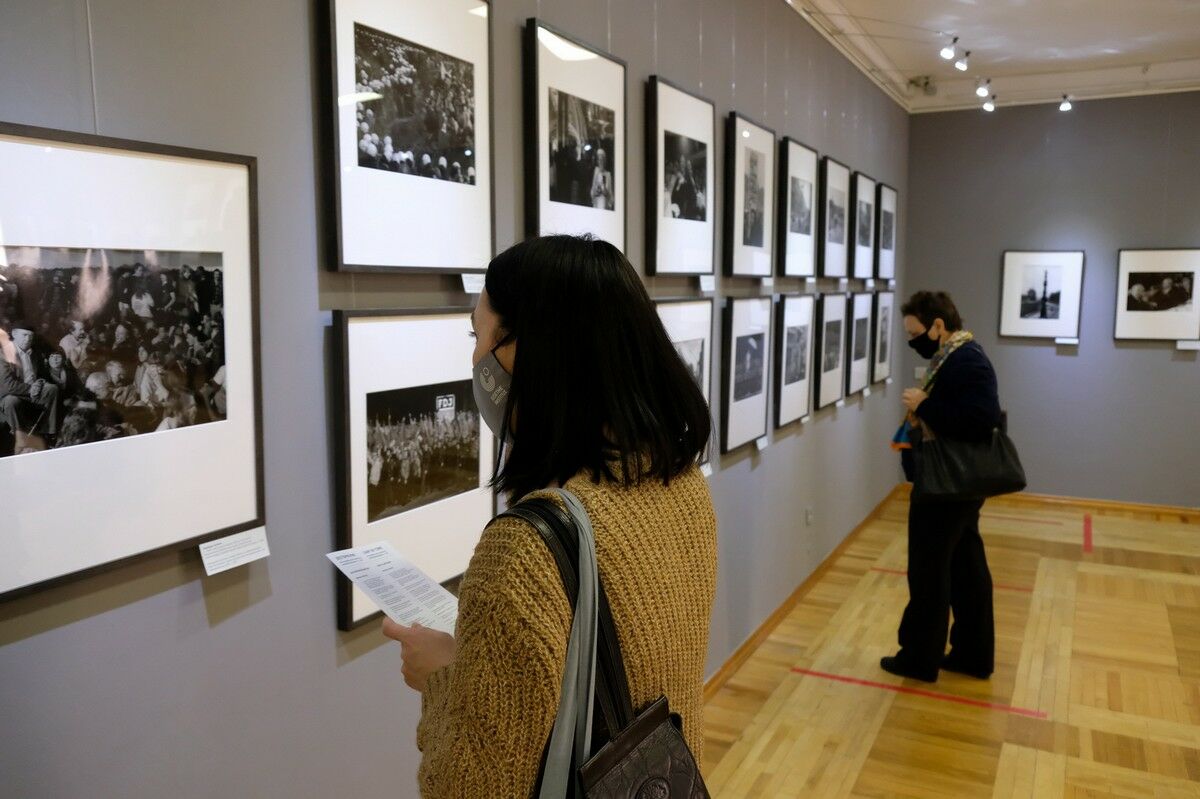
[882, 291, 1001, 683]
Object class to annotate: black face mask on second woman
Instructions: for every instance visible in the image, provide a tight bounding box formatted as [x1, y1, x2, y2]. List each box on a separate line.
[908, 330, 940, 360]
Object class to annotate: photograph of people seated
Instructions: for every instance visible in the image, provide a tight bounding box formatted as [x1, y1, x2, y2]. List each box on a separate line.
[1126, 271, 1194, 312]
[0, 247, 226, 458]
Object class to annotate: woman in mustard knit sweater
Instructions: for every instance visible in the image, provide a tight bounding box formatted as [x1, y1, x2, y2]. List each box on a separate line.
[382, 235, 718, 797]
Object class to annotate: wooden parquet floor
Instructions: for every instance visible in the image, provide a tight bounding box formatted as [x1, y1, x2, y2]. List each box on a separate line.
[702, 489, 1200, 798]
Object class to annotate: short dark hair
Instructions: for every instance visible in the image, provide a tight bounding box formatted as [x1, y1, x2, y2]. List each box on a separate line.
[484, 235, 711, 499]
[900, 291, 963, 332]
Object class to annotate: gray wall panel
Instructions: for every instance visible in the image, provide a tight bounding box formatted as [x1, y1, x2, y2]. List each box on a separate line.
[906, 92, 1200, 507]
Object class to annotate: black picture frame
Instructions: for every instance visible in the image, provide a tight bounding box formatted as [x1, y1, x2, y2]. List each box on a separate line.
[523, 17, 629, 253]
[320, 0, 496, 273]
[773, 293, 815, 428]
[845, 291, 873, 396]
[333, 307, 494, 630]
[875, 182, 897, 280]
[812, 291, 848, 410]
[1112, 247, 1200, 342]
[653, 296, 716, 464]
[720, 296, 772, 453]
[817, 155, 851, 278]
[998, 250, 1087, 340]
[645, 75, 717, 276]
[0, 121, 265, 602]
[871, 290, 896, 384]
[723, 111, 777, 278]
[849, 171, 876, 280]
[776, 137, 820, 278]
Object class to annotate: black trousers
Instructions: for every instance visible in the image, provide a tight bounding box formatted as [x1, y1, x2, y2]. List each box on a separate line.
[896, 498, 994, 675]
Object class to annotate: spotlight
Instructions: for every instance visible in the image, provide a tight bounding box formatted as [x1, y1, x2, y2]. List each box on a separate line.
[982, 95, 995, 112]
[940, 36, 958, 60]
[975, 79, 990, 98]
[954, 51, 970, 72]
[1059, 94, 1072, 111]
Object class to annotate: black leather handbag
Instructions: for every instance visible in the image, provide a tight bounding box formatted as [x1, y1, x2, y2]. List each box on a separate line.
[502, 497, 710, 799]
[910, 416, 1027, 503]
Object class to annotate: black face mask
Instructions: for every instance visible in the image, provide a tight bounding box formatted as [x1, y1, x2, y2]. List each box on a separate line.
[908, 331, 940, 360]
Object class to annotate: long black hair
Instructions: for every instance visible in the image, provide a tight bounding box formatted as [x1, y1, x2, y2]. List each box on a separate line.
[484, 235, 711, 499]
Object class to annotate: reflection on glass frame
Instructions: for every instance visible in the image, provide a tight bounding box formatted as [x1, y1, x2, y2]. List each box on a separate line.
[774, 294, 815, 427]
[1113, 249, 1200, 341]
[721, 296, 772, 452]
[334, 308, 495, 629]
[872, 291, 895, 384]
[0, 122, 264, 601]
[875, 183, 897, 279]
[646, 76, 716, 275]
[999, 251, 1085, 340]
[818, 156, 850, 278]
[724, 112, 777, 277]
[654, 298, 715, 465]
[524, 18, 627, 250]
[813, 292, 847, 410]
[777, 138, 818, 278]
[324, 0, 493, 272]
[846, 292, 873, 396]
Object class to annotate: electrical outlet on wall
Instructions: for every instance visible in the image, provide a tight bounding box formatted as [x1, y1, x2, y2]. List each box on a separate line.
[804, 508, 815, 526]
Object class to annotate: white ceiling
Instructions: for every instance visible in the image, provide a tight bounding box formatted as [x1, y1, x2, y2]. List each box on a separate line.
[787, 0, 1200, 112]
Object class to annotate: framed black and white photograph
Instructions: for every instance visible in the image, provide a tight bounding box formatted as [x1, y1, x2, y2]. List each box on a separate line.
[646, 77, 715, 275]
[999, 250, 1085, 339]
[774, 294, 815, 427]
[872, 291, 895, 384]
[1114, 249, 1200, 341]
[876, 183, 897, 280]
[655, 298, 714, 463]
[818, 157, 851, 278]
[850, 172, 876, 280]
[846, 292, 873, 395]
[0, 123, 264, 601]
[524, 18, 626, 249]
[813, 292, 847, 410]
[777, 138, 818, 278]
[721, 296, 771, 452]
[324, 0, 493, 272]
[724, 113, 776, 277]
[334, 309, 495, 629]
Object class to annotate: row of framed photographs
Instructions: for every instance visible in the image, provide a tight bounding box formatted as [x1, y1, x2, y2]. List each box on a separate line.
[324, 1, 898, 279]
[656, 292, 894, 455]
[1000, 249, 1200, 342]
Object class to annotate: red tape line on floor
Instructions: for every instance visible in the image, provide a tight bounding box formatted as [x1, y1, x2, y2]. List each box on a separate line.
[1083, 513, 1094, 553]
[868, 567, 1033, 593]
[790, 667, 1048, 719]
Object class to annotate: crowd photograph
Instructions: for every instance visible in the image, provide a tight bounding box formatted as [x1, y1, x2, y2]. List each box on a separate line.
[0, 247, 227, 459]
[549, 87, 616, 210]
[365, 379, 480, 523]
[353, 23, 477, 184]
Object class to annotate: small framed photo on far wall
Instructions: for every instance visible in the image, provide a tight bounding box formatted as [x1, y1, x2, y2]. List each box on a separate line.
[645, 76, 715, 275]
[1114, 249, 1200, 341]
[999, 250, 1084, 339]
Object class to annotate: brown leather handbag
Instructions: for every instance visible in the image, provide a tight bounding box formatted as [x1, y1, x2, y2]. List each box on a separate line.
[502, 497, 710, 799]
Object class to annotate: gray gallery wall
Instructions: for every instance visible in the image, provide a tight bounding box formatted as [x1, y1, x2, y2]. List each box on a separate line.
[0, 1, 908, 796]
[906, 92, 1200, 508]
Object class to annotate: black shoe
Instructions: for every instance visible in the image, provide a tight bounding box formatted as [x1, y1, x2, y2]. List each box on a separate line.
[880, 655, 937, 683]
[941, 654, 992, 680]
